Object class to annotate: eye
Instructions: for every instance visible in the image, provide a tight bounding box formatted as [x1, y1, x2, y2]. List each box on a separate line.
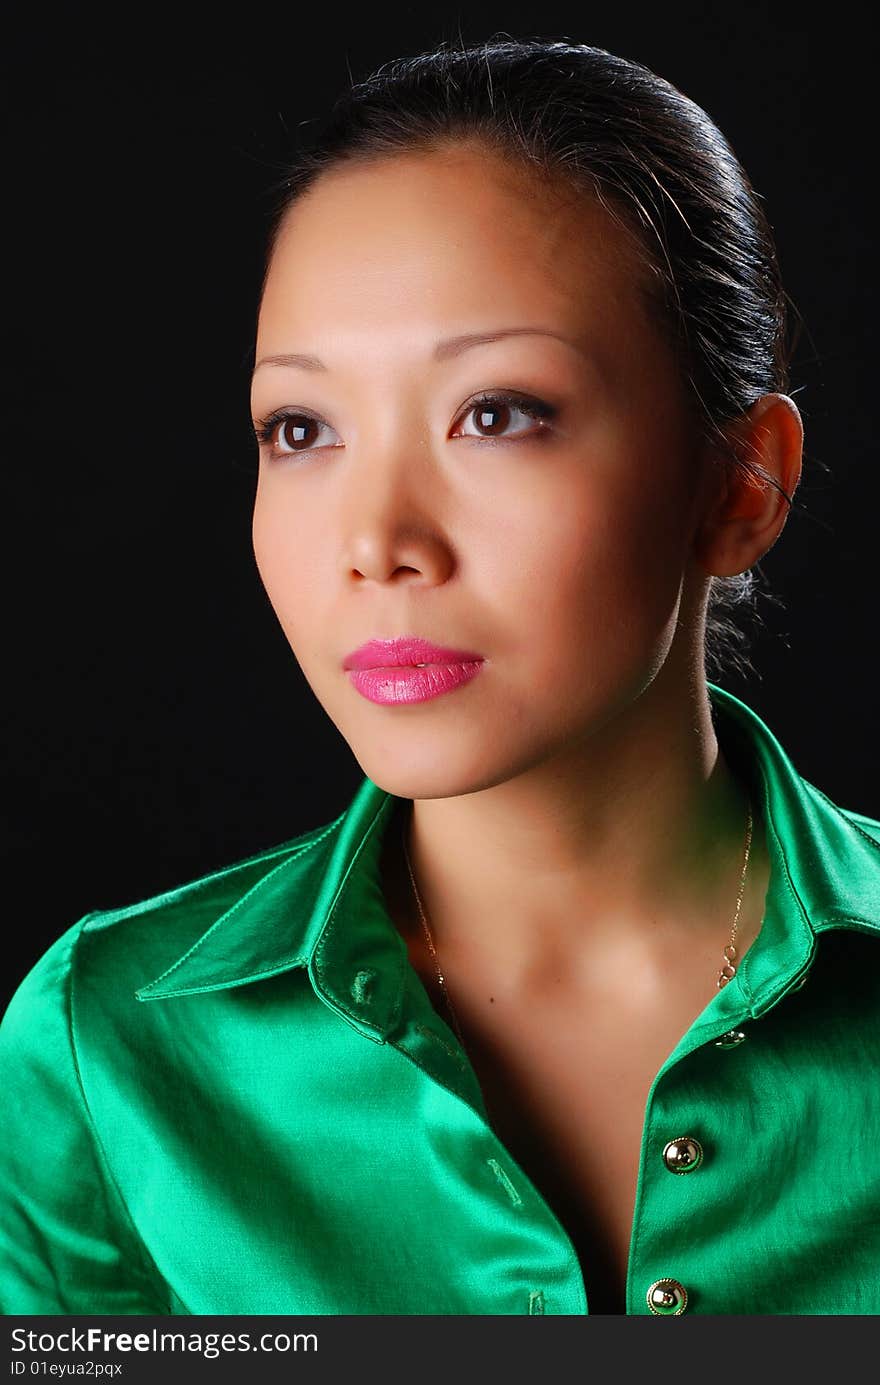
[253, 408, 342, 457]
[451, 390, 557, 441]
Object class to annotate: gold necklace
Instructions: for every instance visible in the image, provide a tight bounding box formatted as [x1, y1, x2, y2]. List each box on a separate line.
[400, 800, 754, 1046]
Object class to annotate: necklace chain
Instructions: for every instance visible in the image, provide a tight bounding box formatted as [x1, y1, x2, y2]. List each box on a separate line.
[401, 800, 754, 1048]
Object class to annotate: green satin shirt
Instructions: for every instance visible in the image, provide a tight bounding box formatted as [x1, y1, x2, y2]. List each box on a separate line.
[2, 683, 879, 1316]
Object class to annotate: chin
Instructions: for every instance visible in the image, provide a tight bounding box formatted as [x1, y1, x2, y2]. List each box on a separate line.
[343, 717, 559, 803]
[349, 749, 502, 802]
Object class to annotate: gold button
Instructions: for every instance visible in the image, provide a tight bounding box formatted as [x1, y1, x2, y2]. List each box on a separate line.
[647, 1277, 688, 1315]
[662, 1135, 703, 1174]
[714, 1027, 747, 1049]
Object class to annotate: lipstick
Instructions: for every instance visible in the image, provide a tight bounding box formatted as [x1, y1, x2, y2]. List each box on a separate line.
[343, 637, 485, 706]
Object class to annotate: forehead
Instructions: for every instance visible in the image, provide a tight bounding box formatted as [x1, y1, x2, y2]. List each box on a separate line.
[257, 144, 659, 353]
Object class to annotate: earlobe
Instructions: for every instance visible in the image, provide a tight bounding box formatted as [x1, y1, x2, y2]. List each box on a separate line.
[692, 393, 804, 578]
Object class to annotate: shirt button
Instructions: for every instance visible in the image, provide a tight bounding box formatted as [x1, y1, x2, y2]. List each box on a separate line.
[714, 1027, 747, 1049]
[662, 1135, 704, 1174]
[646, 1278, 688, 1315]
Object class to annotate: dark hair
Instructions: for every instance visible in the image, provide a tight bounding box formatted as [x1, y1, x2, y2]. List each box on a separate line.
[259, 36, 804, 683]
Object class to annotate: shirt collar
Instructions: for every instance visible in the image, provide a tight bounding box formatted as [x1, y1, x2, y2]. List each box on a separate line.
[134, 684, 880, 1035]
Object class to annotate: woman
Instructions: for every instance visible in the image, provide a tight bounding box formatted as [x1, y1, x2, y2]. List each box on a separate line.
[2, 37, 878, 1318]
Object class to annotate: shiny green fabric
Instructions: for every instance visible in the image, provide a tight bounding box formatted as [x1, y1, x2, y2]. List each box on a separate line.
[2, 683, 879, 1316]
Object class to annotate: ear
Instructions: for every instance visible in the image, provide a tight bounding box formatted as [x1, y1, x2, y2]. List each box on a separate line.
[693, 393, 804, 578]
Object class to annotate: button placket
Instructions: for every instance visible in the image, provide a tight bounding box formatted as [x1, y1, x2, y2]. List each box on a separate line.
[639, 1004, 751, 1313]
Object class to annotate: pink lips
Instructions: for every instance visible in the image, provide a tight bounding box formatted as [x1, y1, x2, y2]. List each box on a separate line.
[343, 637, 485, 706]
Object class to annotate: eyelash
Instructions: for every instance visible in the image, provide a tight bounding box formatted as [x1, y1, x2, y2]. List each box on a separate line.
[252, 390, 558, 461]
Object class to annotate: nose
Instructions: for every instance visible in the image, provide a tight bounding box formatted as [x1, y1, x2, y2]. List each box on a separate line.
[338, 438, 455, 587]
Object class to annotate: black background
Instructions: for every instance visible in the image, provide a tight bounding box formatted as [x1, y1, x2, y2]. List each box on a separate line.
[4, 3, 877, 1008]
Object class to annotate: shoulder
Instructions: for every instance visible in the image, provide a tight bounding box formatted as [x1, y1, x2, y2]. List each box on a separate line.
[0, 814, 347, 1313]
[801, 777, 880, 854]
[1, 815, 342, 1046]
[836, 805, 880, 847]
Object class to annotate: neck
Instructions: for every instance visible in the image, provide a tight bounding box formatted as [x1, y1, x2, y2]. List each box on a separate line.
[382, 673, 768, 996]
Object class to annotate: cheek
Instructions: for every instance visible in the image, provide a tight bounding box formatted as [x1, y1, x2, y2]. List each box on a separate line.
[251, 493, 285, 602]
[494, 468, 689, 611]
[251, 485, 319, 633]
[486, 464, 693, 683]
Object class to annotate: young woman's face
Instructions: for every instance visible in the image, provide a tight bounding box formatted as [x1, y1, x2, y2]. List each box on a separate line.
[251, 143, 713, 797]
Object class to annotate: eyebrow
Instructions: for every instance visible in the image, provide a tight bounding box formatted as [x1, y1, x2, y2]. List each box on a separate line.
[252, 327, 587, 374]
